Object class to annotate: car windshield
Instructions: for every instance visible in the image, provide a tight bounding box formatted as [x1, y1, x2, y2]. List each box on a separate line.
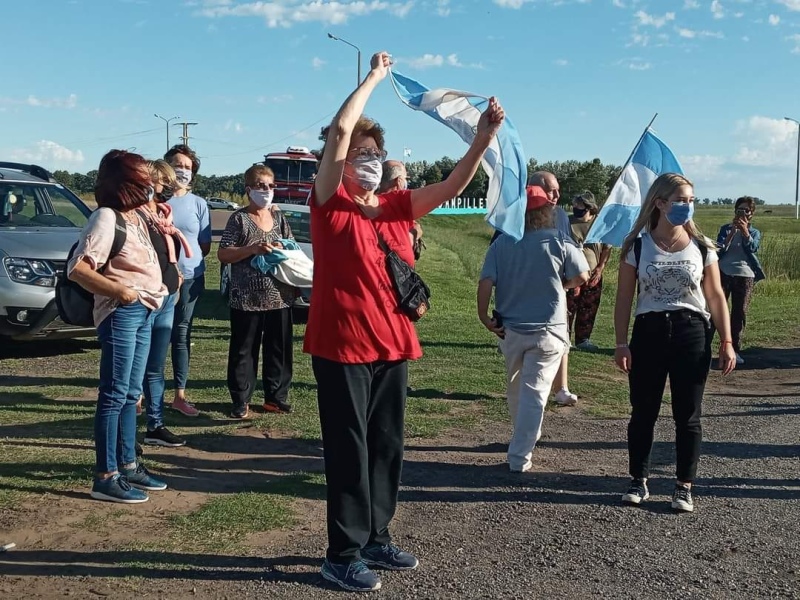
[281, 209, 311, 243]
[265, 158, 317, 184]
[0, 182, 91, 228]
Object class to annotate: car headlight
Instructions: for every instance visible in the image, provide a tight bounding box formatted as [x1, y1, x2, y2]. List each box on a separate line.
[3, 257, 57, 287]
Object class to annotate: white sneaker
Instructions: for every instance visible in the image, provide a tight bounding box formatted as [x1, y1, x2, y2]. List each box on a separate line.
[735, 353, 744, 365]
[553, 388, 578, 407]
[576, 339, 598, 351]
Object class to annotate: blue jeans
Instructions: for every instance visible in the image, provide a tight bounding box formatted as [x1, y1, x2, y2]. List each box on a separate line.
[171, 275, 204, 391]
[96, 301, 153, 474]
[143, 292, 177, 430]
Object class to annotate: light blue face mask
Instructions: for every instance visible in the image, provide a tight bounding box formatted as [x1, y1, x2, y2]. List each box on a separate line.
[666, 201, 694, 226]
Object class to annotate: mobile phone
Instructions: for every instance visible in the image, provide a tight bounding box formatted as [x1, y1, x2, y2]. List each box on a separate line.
[492, 310, 503, 327]
[735, 208, 749, 217]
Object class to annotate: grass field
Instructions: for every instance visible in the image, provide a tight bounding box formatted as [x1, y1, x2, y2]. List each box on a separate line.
[0, 203, 798, 545]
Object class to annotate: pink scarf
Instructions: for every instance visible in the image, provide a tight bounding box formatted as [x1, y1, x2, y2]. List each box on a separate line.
[143, 203, 193, 264]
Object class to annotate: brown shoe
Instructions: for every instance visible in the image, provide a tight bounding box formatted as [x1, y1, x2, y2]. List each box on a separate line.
[263, 400, 292, 414]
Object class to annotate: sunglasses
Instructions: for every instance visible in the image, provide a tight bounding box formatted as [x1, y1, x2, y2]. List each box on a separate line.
[349, 147, 388, 161]
[250, 182, 276, 191]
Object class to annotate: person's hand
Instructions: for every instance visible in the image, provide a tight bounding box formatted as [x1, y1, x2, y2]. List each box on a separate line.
[480, 315, 505, 339]
[588, 267, 603, 287]
[272, 241, 284, 250]
[370, 51, 392, 81]
[477, 97, 505, 140]
[573, 285, 582, 298]
[738, 219, 750, 238]
[118, 287, 138, 305]
[250, 243, 272, 255]
[615, 346, 632, 373]
[719, 343, 737, 375]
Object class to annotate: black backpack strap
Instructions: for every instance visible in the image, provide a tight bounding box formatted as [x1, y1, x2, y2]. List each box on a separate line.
[99, 209, 128, 273]
[633, 236, 642, 274]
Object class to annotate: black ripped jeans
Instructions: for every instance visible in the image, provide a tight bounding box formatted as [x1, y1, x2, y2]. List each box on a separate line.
[627, 309, 712, 483]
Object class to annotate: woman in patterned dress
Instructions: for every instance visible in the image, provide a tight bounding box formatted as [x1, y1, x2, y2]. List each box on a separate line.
[218, 164, 297, 419]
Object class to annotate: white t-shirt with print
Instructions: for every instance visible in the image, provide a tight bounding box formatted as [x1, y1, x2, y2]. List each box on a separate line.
[624, 232, 718, 320]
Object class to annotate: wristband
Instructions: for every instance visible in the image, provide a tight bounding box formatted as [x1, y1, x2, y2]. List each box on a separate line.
[720, 340, 733, 346]
[616, 343, 628, 349]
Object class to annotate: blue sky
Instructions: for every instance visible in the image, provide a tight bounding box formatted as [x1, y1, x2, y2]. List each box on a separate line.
[2, 0, 799, 203]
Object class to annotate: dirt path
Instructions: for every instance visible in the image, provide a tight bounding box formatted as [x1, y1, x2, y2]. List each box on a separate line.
[1, 350, 798, 599]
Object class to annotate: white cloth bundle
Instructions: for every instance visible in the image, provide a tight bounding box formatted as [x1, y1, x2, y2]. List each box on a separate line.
[271, 249, 313, 288]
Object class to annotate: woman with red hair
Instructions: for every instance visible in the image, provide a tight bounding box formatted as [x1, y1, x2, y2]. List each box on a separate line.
[69, 149, 169, 504]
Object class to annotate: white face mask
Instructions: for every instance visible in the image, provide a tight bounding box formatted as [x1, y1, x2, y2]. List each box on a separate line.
[174, 167, 192, 187]
[347, 156, 383, 192]
[249, 189, 274, 208]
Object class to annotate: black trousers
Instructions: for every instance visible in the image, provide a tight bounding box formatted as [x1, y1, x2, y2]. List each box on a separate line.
[312, 356, 408, 563]
[227, 307, 293, 411]
[627, 310, 712, 483]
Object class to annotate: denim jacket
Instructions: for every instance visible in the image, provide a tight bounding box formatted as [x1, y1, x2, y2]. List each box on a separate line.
[716, 223, 765, 282]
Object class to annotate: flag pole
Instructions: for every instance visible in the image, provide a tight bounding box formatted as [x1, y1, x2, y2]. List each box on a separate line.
[617, 113, 659, 175]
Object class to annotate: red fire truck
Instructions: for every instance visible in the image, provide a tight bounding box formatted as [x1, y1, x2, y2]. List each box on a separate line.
[262, 146, 317, 205]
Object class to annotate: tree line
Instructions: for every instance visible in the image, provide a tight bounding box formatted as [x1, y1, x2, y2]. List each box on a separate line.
[51, 160, 766, 206]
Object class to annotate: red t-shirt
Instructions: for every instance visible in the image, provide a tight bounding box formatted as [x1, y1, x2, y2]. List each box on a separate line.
[303, 184, 423, 364]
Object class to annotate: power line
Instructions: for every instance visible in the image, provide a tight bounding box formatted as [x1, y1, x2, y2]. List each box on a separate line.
[201, 111, 335, 159]
[62, 127, 163, 147]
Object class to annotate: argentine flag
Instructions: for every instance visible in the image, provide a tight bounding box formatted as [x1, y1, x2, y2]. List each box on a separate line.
[390, 70, 528, 241]
[585, 130, 683, 247]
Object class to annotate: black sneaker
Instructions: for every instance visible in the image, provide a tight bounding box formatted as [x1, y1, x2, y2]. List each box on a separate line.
[263, 400, 292, 414]
[671, 484, 694, 513]
[321, 559, 381, 592]
[361, 543, 419, 571]
[144, 426, 186, 447]
[621, 478, 650, 505]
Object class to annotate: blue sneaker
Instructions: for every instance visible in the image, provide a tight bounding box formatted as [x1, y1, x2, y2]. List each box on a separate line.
[121, 463, 167, 491]
[361, 543, 419, 571]
[90, 473, 149, 504]
[321, 559, 381, 592]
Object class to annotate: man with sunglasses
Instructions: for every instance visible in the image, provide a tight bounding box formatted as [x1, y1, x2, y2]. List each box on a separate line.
[715, 196, 765, 365]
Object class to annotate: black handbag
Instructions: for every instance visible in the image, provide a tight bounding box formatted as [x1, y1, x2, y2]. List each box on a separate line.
[370, 222, 431, 321]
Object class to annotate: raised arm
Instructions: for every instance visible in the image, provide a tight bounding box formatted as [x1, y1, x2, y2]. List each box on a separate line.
[410, 98, 505, 220]
[314, 52, 391, 206]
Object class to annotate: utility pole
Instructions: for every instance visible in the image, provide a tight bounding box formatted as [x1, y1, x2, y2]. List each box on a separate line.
[785, 117, 800, 220]
[176, 121, 199, 147]
[154, 114, 180, 151]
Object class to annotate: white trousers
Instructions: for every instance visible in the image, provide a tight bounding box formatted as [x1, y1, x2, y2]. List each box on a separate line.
[500, 328, 567, 472]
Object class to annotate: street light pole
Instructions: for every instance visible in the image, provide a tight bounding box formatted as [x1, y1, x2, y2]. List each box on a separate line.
[154, 113, 180, 151]
[786, 117, 800, 220]
[327, 33, 361, 87]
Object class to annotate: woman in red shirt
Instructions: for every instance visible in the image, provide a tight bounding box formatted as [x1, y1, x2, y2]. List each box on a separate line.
[306, 50, 505, 593]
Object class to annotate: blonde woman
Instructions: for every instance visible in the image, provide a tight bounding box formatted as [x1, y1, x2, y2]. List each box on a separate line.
[614, 173, 736, 513]
[137, 160, 192, 447]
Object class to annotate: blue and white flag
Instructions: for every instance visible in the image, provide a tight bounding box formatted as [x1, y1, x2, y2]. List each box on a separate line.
[390, 70, 528, 241]
[585, 130, 683, 247]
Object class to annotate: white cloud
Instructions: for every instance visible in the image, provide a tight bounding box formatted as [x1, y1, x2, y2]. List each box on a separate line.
[612, 0, 625, 7]
[493, 0, 527, 7]
[435, 0, 450, 16]
[25, 93, 78, 109]
[732, 116, 799, 167]
[197, 0, 415, 27]
[683, 0, 699, 8]
[776, 0, 800, 11]
[635, 10, 675, 28]
[554, 58, 569, 66]
[677, 27, 724, 39]
[769, 14, 781, 25]
[224, 120, 244, 133]
[311, 56, 326, 69]
[9, 140, 85, 168]
[711, 0, 724, 19]
[788, 33, 800, 53]
[680, 154, 727, 182]
[401, 52, 482, 69]
[617, 58, 652, 70]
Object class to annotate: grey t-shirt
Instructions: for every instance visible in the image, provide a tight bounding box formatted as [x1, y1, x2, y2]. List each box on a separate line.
[481, 228, 589, 341]
[719, 230, 755, 278]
